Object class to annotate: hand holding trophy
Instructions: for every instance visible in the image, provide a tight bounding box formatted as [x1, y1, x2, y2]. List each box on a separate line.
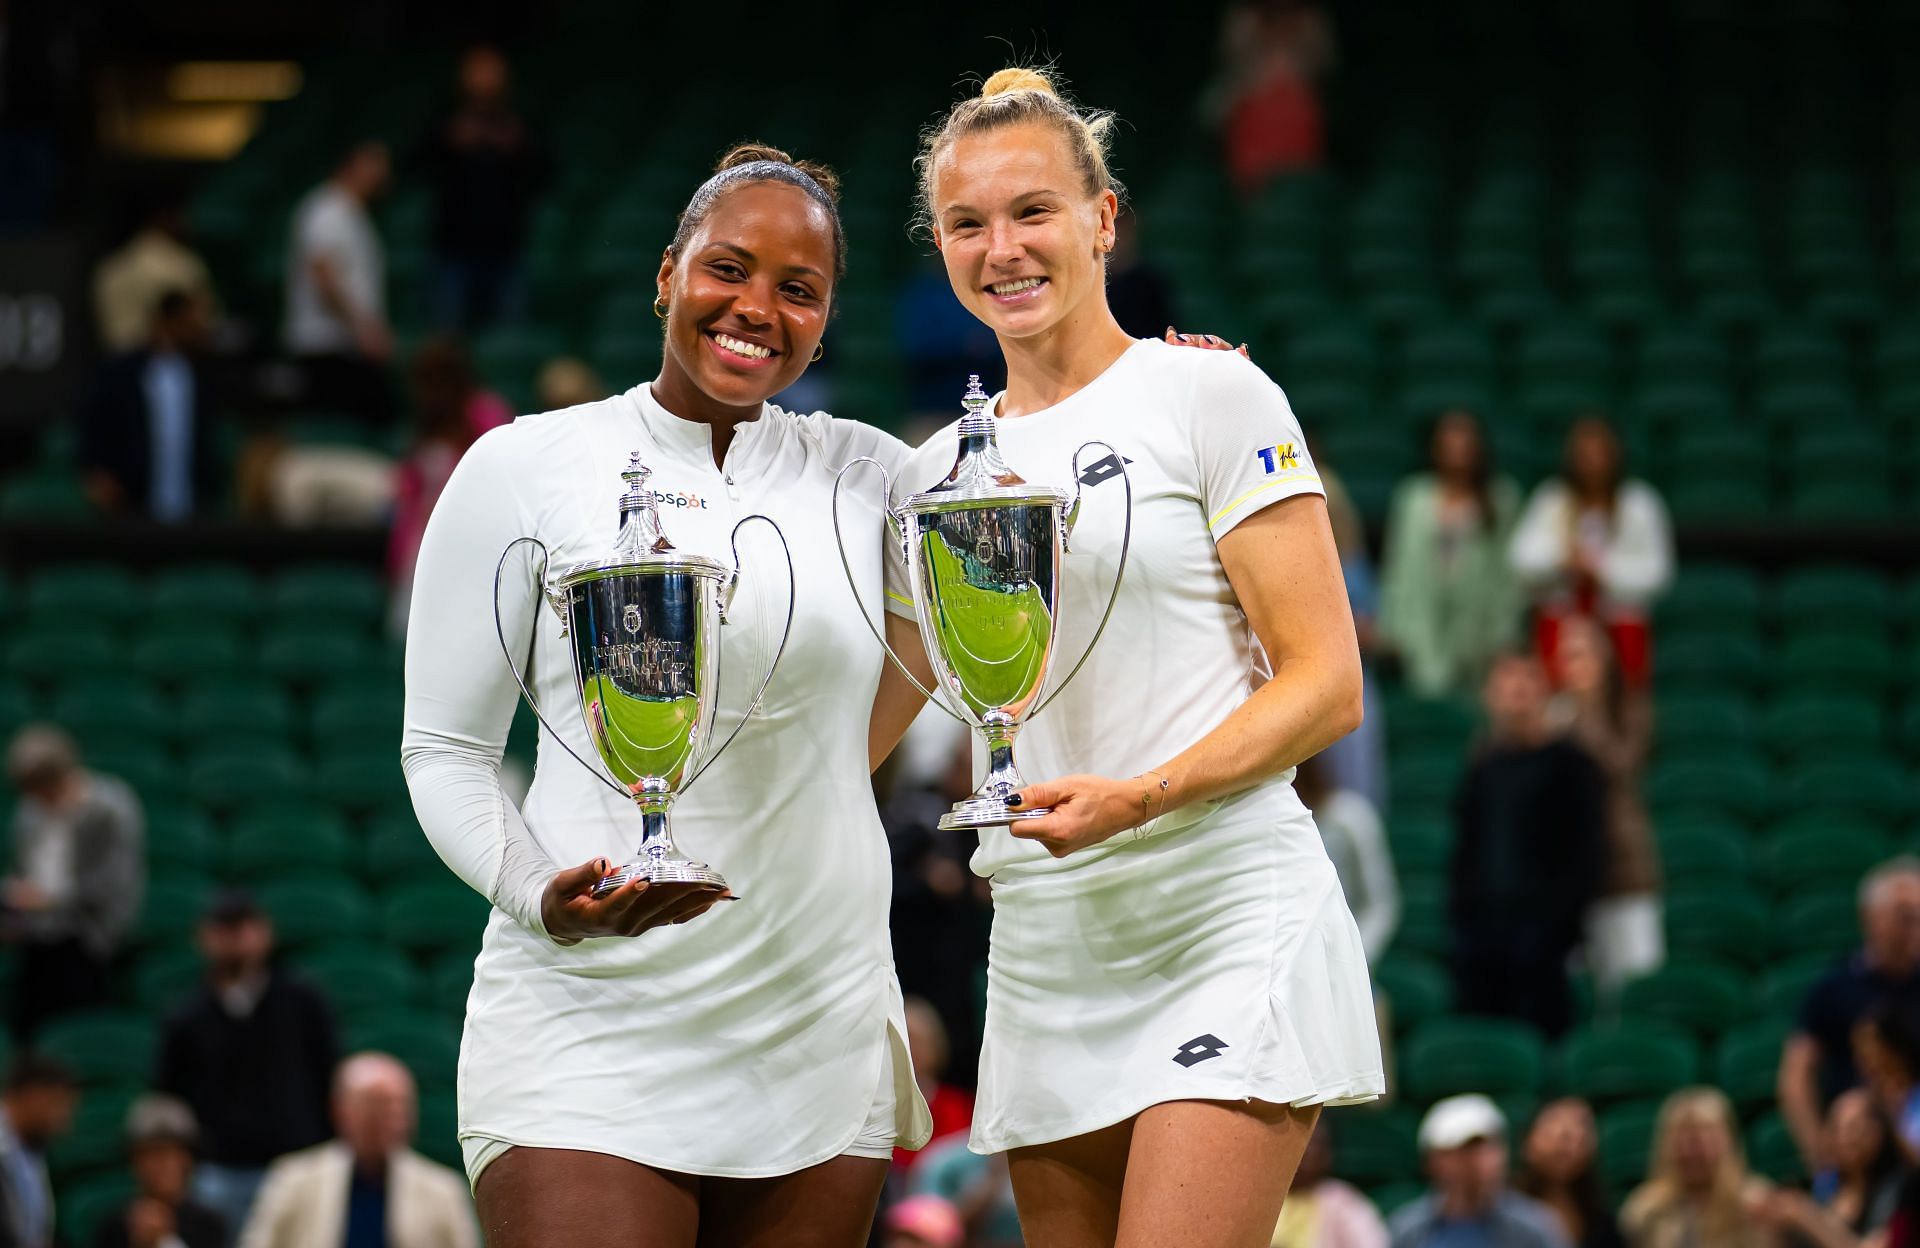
[834, 376, 1131, 830]
[496, 452, 793, 901]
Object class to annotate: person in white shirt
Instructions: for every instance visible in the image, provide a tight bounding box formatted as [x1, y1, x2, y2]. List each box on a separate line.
[92, 196, 215, 354]
[878, 66, 1384, 1248]
[284, 141, 394, 422]
[1507, 418, 1673, 687]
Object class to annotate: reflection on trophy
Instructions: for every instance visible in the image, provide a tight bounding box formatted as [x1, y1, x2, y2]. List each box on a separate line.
[495, 453, 791, 897]
[834, 376, 1131, 831]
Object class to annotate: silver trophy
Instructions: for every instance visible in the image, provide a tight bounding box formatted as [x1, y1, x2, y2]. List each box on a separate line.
[495, 453, 792, 897]
[834, 376, 1131, 830]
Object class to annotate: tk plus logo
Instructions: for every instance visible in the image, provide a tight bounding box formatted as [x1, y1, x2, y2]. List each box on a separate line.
[1255, 444, 1300, 475]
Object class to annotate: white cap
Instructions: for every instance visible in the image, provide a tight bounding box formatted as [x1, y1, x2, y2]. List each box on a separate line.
[1418, 1094, 1507, 1151]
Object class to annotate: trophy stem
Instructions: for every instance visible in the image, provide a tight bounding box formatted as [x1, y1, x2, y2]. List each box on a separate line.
[939, 713, 1052, 831]
[590, 784, 729, 897]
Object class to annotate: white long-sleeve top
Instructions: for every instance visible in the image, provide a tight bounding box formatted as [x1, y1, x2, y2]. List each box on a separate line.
[400, 385, 930, 1176]
[1507, 477, 1674, 612]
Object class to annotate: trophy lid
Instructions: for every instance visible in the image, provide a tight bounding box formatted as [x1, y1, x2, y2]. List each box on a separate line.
[901, 375, 1070, 515]
[552, 452, 729, 587]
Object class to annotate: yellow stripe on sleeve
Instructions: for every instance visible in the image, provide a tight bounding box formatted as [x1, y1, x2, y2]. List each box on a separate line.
[1207, 472, 1321, 531]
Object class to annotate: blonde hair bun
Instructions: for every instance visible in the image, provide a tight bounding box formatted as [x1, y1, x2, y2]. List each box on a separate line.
[981, 67, 1058, 99]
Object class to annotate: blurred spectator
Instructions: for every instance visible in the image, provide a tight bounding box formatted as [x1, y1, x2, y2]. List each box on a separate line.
[1620, 1089, 1771, 1248]
[1272, 1119, 1389, 1248]
[285, 141, 394, 423]
[1210, 1, 1336, 191]
[907, 1143, 1020, 1248]
[1856, 1001, 1920, 1167]
[237, 1053, 475, 1248]
[156, 891, 338, 1238]
[895, 997, 973, 1173]
[2, 725, 143, 1041]
[1450, 655, 1607, 1037]
[882, 1194, 965, 1248]
[0, 1056, 77, 1248]
[897, 254, 1002, 415]
[78, 289, 221, 521]
[1548, 616, 1662, 994]
[1379, 410, 1523, 703]
[1105, 205, 1176, 341]
[1514, 1099, 1622, 1248]
[534, 357, 604, 411]
[1780, 859, 1920, 1171]
[420, 46, 550, 333]
[1319, 467, 1388, 807]
[1295, 755, 1398, 964]
[93, 195, 215, 354]
[1510, 418, 1672, 688]
[1809, 1089, 1904, 1238]
[1389, 1095, 1567, 1248]
[90, 1095, 226, 1248]
[387, 337, 512, 632]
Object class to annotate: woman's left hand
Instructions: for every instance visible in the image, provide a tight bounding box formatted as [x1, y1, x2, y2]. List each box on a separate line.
[1007, 775, 1150, 858]
[1164, 326, 1250, 357]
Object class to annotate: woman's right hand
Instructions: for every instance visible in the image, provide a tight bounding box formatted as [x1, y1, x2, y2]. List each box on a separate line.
[540, 858, 731, 944]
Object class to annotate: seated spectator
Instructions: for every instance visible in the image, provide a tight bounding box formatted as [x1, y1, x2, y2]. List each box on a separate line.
[0, 1056, 78, 1248]
[1549, 616, 1661, 994]
[1389, 1095, 1568, 1248]
[1514, 1098, 1622, 1248]
[907, 1141, 1020, 1248]
[1210, 0, 1336, 190]
[284, 141, 394, 424]
[882, 1194, 965, 1248]
[387, 337, 512, 631]
[1621, 1089, 1772, 1248]
[1295, 755, 1398, 964]
[534, 357, 604, 411]
[93, 194, 215, 354]
[1379, 410, 1523, 702]
[156, 891, 338, 1237]
[1450, 655, 1607, 1037]
[895, 997, 973, 1173]
[238, 1053, 475, 1248]
[1272, 1118, 1388, 1248]
[1509, 418, 1672, 688]
[1811, 1088, 1904, 1238]
[79, 288, 221, 521]
[3, 725, 143, 1041]
[90, 1095, 226, 1248]
[1780, 859, 1920, 1172]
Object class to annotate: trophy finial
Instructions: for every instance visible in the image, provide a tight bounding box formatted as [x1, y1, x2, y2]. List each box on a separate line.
[616, 450, 675, 555]
[958, 374, 993, 437]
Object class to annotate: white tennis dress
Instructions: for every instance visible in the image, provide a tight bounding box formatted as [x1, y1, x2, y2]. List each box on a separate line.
[403, 384, 931, 1181]
[885, 339, 1385, 1153]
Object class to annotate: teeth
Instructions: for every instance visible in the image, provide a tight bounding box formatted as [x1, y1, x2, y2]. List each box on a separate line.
[991, 277, 1044, 295]
[713, 333, 772, 359]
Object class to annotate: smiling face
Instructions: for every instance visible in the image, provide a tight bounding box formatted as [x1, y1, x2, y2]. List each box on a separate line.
[930, 122, 1116, 343]
[654, 180, 835, 415]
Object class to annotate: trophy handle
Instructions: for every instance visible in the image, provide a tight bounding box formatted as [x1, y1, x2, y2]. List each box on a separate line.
[491, 537, 635, 802]
[830, 456, 972, 727]
[1032, 440, 1133, 718]
[682, 514, 796, 792]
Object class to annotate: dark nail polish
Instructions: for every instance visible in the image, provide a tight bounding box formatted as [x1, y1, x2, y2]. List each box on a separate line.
[1007, 795, 1023, 807]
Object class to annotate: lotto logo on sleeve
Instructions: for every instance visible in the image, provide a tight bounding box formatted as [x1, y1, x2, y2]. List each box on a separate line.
[1255, 444, 1302, 474]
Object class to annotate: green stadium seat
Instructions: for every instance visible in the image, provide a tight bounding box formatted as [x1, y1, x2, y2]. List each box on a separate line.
[1388, 813, 1452, 875]
[417, 1088, 461, 1169]
[257, 876, 374, 949]
[1287, 327, 1376, 390]
[1403, 325, 1495, 388]
[1389, 881, 1449, 959]
[1716, 1019, 1790, 1110]
[1663, 888, 1773, 968]
[1371, 953, 1452, 1033]
[380, 883, 490, 957]
[225, 807, 355, 879]
[48, 682, 170, 748]
[179, 686, 297, 745]
[1646, 755, 1770, 820]
[1391, 753, 1462, 810]
[1596, 1099, 1662, 1189]
[269, 566, 386, 626]
[1617, 961, 1748, 1036]
[1778, 889, 1863, 959]
[1657, 635, 1765, 692]
[429, 950, 476, 1016]
[1753, 325, 1848, 389]
[1760, 694, 1884, 759]
[132, 946, 205, 1012]
[1772, 568, 1892, 624]
[1757, 825, 1893, 893]
[49, 1085, 137, 1181]
[144, 804, 217, 872]
[1873, 322, 1920, 391]
[0, 682, 35, 739]
[1746, 1112, 1804, 1183]
[185, 743, 303, 808]
[1557, 1023, 1700, 1102]
[55, 1175, 136, 1245]
[35, 1011, 155, 1086]
[310, 750, 409, 809]
[300, 942, 421, 1020]
[364, 813, 443, 879]
[1654, 693, 1752, 754]
[1638, 324, 1731, 389]
[346, 1011, 461, 1092]
[136, 872, 211, 946]
[259, 632, 376, 684]
[1761, 385, 1864, 432]
[1656, 815, 1750, 884]
[85, 740, 179, 802]
[1387, 698, 1477, 750]
[26, 565, 142, 625]
[149, 565, 262, 624]
[1667, 478, 1768, 523]
[1761, 954, 1836, 1019]
[1368, 1182, 1427, 1219]
[130, 632, 246, 684]
[1779, 758, 1913, 821]
[1323, 1107, 1418, 1186]
[1516, 322, 1613, 393]
[1399, 1017, 1545, 1100]
[1631, 384, 1736, 439]
[5, 631, 119, 684]
[310, 690, 402, 748]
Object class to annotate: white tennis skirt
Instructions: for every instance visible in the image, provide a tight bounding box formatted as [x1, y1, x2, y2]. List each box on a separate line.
[970, 784, 1385, 1154]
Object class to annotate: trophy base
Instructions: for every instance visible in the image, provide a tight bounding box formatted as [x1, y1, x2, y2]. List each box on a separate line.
[938, 796, 1052, 831]
[591, 857, 729, 898]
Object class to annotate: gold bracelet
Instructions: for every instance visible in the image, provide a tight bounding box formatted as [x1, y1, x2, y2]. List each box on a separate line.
[1133, 769, 1172, 841]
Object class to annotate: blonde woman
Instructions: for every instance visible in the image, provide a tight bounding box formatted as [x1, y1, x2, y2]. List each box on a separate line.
[1621, 1090, 1775, 1248]
[879, 66, 1383, 1248]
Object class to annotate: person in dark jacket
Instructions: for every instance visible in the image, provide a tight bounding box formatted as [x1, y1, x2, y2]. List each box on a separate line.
[1449, 653, 1608, 1037]
[77, 288, 220, 520]
[155, 892, 338, 1242]
[90, 1095, 226, 1248]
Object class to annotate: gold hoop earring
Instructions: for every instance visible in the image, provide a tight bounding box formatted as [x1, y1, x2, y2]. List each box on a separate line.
[653, 297, 669, 321]
[811, 341, 825, 362]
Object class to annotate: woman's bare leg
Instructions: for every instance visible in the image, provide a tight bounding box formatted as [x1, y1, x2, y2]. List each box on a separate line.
[1115, 1100, 1321, 1248]
[697, 1153, 889, 1248]
[475, 1146, 700, 1248]
[1005, 1117, 1135, 1248]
